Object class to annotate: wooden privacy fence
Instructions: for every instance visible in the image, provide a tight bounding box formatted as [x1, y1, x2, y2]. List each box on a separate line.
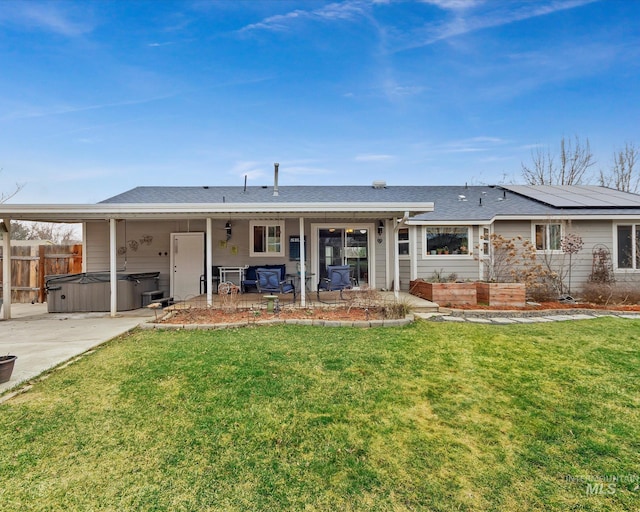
[0, 244, 83, 303]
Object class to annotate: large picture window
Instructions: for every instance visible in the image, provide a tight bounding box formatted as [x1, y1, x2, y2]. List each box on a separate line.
[534, 223, 562, 251]
[425, 227, 470, 255]
[250, 221, 285, 257]
[616, 224, 640, 269]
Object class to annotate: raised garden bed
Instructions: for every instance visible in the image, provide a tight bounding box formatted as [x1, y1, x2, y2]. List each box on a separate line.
[476, 282, 526, 307]
[409, 280, 477, 306]
[409, 280, 527, 308]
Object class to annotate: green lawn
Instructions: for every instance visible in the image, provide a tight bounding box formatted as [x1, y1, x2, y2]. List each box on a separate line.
[1, 319, 639, 511]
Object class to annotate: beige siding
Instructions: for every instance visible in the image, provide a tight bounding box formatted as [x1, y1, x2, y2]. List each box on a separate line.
[493, 219, 640, 292]
[86, 220, 181, 294]
[86, 217, 394, 294]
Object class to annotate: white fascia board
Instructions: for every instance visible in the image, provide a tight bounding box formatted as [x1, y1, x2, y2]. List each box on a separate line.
[407, 213, 640, 225]
[406, 219, 494, 226]
[0, 202, 434, 221]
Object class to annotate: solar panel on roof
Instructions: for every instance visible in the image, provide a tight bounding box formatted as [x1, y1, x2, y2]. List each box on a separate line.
[501, 185, 640, 208]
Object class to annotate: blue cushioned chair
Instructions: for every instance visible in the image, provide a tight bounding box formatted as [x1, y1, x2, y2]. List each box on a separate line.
[256, 268, 296, 303]
[317, 265, 354, 302]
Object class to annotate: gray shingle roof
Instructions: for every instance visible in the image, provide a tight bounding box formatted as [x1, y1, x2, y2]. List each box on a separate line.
[99, 185, 640, 221]
[100, 185, 435, 204]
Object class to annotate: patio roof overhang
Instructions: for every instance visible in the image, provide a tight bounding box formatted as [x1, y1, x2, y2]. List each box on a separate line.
[0, 201, 435, 223]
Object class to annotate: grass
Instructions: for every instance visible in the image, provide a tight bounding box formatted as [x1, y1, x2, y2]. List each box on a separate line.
[1, 318, 639, 511]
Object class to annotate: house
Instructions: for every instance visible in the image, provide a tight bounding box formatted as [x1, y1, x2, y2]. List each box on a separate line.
[404, 184, 640, 292]
[2, 175, 640, 319]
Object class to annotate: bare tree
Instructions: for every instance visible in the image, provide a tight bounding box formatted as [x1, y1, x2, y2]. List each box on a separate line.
[8, 221, 30, 240]
[521, 136, 596, 185]
[0, 168, 25, 204]
[599, 142, 639, 193]
[22, 222, 80, 244]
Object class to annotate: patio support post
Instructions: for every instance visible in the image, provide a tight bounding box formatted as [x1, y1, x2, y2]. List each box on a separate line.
[393, 212, 410, 300]
[299, 216, 306, 307]
[2, 219, 12, 320]
[206, 218, 213, 307]
[109, 218, 117, 317]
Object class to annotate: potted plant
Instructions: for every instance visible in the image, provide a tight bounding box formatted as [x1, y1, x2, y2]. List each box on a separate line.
[0, 354, 17, 384]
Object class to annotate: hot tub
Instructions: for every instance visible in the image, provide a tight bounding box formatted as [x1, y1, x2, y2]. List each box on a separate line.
[45, 272, 160, 313]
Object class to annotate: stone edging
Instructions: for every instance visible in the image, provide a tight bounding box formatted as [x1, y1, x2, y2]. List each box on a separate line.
[443, 307, 640, 318]
[140, 314, 415, 330]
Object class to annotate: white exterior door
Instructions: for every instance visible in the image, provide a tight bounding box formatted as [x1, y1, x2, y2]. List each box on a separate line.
[170, 232, 204, 300]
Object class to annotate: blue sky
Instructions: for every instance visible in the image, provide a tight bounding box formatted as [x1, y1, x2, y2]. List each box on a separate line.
[0, 0, 638, 204]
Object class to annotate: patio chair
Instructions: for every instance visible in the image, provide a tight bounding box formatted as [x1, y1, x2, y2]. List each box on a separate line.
[317, 265, 355, 302]
[255, 268, 297, 303]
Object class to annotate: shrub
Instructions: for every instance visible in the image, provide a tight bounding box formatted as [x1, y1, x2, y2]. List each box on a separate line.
[581, 282, 640, 305]
[477, 233, 557, 299]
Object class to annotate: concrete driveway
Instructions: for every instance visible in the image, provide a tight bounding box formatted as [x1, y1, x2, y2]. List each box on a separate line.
[0, 303, 154, 394]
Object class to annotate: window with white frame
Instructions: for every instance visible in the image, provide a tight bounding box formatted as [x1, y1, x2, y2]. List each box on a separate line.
[534, 223, 562, 251]
[481, 226, 491, 257]
[250, 221, 285, 257]
[616, 224, 640, 269]
[425, 226, 470, 255]
[398, 227, 410, 257]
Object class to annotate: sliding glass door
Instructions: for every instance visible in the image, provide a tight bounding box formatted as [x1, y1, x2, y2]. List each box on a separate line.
[318, 227, 370, 285]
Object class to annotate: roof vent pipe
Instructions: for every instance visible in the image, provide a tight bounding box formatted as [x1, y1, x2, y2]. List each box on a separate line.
[273, 163, 279, 197]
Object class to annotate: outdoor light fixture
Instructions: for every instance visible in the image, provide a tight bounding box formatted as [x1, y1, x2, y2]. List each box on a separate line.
[377, 220, 384, 244]
[225, 221, 232, 241]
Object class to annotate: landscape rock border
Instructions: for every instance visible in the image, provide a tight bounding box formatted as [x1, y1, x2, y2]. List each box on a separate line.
[141, 314, 416, 330]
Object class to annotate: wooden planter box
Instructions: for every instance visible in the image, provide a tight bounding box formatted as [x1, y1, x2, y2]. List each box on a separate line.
[409, 280, 477, 306]
[475, 282, 525, 307]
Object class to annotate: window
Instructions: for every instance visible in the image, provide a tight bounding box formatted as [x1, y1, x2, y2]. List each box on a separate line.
[534, 223, 562, 251]
[425, 226, 470, 255]
[398, 227, 410, 257]
[481, 227, 491, 257]
[250, 221, 285, 257]
[616, 224, 640, 269]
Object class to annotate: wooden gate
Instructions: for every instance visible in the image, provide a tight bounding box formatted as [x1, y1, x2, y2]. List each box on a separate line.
[0, 244, 83, 303]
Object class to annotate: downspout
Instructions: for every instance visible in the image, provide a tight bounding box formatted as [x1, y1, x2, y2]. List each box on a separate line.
[393, 211, 410, 300]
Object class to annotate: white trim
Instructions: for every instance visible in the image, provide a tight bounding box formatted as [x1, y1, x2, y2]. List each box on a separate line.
[0, 202, 434, 222]
[81, 222, 87, 273]
[299, 217, 306, 307]
[2, 220, 11, 320]
[384, 220, 391, 290]
[408, 214, 640, 225]
[206, 218, 213, 306]
[249, 220, 286, 257]
[109, 219, 117, 317]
